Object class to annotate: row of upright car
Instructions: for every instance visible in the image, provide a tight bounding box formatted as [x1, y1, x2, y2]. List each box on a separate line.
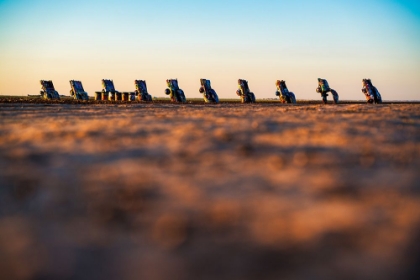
[40, 78, 383, 104]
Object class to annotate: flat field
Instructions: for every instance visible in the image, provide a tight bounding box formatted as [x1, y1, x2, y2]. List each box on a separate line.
[0, 101, 419, 280]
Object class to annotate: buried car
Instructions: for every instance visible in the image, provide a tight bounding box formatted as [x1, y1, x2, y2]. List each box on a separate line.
[362, 79, 382, 104]
[135, 80, 152, 101]
[199, 79, 219, 103]
[95, 79, 121, 101]
[69, 80, 89, 101]
[275, 80, 296, 104]
[236, 79, 256, 103]
[316, 78, 339, 104]
[165, 79, 186, 103]
[40, 80, 60, 100]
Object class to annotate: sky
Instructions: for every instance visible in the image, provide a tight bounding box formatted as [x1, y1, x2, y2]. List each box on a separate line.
[0, 0, 419, 100]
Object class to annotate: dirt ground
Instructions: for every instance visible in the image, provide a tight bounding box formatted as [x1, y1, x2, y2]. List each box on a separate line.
[0, 101, 419, 280]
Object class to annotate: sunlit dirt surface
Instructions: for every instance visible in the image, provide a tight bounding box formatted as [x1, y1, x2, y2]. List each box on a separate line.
[0, 102, 419, 280]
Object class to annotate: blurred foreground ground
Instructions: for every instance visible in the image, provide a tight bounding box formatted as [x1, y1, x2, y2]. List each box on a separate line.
[0, 102, 419, 280]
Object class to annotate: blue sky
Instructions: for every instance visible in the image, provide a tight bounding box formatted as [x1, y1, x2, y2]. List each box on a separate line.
[0, 0, 419, 100]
